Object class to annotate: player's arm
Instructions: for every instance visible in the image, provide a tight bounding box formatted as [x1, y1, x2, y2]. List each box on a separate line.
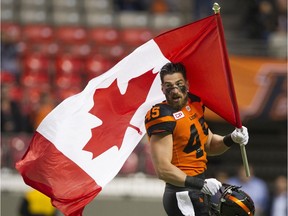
[205, 126, 249, 156]
[149, 132, 187, 187]
[205, 129, 230, 156]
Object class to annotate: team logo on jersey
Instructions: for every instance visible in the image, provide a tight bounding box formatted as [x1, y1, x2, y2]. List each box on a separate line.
[186, 105, 191, 111]
[173, 111, 185, 120]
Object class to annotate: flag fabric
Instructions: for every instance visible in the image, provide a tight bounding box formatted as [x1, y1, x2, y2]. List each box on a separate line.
[154, 14, 241, 128]
[16, 13, 241, 216]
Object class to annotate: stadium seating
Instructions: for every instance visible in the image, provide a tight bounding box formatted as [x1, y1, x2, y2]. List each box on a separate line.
[20, 41, 59, 57]
[51, 0, 80, 10]
[0, 71, 17, 84]
[1, 0, 15, 7]
[88, 27, 120, 46]
[117, 12, 149, 28]
[1, 4, 17, 23]
[120, 28, 154, 46]
[54, 73, 83, 101]
[19, 0, 47, 8]
[1, 134, 31, 169]
[150, 13, 184, 30]
[83, 0, 113, 12]
[18, 25, 57, 56]
[54, 54, 84, 75]
[97, 44, 128, 63]
[22, 53, 51, 72]
[21, 72, 50, 88]
[19, 7, 50, 25]
[52, 9, 83, 26]
[55, 26, 88, 43]
[1, 22, 21, 41]
[22, 24, 54, 42]
[54, 26, 90, 57]
[85, 11, 115, 27]
[85, 54, 113, 79]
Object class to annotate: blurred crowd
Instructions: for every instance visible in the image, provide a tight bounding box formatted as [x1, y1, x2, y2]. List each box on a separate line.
[212, 166, 287, 216]
[115, 0, 287, 41]
[241, 0, 286, 39]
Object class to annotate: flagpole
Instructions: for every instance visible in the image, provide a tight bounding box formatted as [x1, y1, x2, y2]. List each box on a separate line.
[212, 2, 221, 14]
[238, 129, 251, 177]
[212, 2, 251, 177]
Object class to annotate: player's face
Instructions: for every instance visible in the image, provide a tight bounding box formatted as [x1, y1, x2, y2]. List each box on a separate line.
[161, 72, 189, 110]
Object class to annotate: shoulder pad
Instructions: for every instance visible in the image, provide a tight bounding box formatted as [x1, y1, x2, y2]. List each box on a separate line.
[153, 103, 175, 118]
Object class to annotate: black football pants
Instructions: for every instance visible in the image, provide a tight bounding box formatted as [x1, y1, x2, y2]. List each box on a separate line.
[163, 183, 210, 216]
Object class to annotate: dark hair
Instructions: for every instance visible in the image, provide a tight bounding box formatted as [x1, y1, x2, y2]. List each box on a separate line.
[159, 62, 187, 83]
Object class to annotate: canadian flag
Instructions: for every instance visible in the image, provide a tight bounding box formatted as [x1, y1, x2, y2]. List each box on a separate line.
[16, 14, 241, 216]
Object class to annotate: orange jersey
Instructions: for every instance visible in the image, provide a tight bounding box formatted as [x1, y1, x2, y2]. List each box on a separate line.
[145, 93, 209, 176]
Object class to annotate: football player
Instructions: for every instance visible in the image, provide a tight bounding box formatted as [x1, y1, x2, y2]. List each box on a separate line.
[145, 62, 249, 216]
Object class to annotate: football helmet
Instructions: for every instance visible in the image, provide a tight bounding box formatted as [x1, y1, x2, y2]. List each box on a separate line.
[210, 184, 255, 216]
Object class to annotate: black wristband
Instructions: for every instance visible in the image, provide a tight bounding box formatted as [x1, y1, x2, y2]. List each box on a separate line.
[223, 134, 237, 147]
[184, 176, 205, 190]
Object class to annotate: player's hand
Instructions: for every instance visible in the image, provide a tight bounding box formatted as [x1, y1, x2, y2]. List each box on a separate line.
[231, 126, 249, 145]
[201, 178, 222, 196]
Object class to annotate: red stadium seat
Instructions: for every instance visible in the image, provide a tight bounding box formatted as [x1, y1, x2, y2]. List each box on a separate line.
[0, 71, 16, 84]
[55, 54, 84, 75]
[57, 43, 91, 58]
[92, 44, 129, 63]
[1, 75, 23, 102]
[19, 41, 59, 56]
[120, 28, 154, 46]
[56, 86, 83, 101]
[55, 26, 88, 44]
[57, 86, 83, 102]
[1, 22, 21, 41]
[0, 71, 23, 102]
[22, 86, 47, 105]
[55, 73, 82, 89]
[22, 25, 54, 42]
[21, 72, 50, 89]
[85, 54, 113, 79]
[9, 86, 23, 102]
[19, 25, 57, 56]
[22, 53, 51, 71]
[55, 74, 83, 101]
[7, 134, 31, 168]
[88, 28, 120, 45]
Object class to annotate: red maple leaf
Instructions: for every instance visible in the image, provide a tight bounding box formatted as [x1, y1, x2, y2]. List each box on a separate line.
[83, 70, 157, 159]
